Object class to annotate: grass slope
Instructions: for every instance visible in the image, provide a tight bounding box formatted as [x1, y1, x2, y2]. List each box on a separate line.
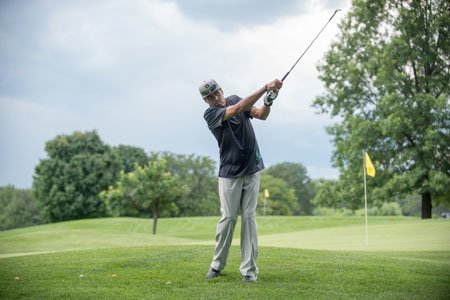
[1, 246, 449, 299]
[1, 216, 449, 256]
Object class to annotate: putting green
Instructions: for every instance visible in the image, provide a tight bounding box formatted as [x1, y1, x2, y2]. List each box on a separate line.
[258, 219, 450, 251]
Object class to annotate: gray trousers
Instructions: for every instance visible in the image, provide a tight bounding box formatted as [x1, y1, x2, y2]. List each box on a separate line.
[210, 171, 260, 276]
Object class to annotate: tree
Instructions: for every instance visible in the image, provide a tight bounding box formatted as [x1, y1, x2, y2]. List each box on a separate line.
[311, 179, 350, 210]
[0, 185, 44, 230]
[265, 162, 316, 215]
[33, 131, 121, 222]
[152, 152, 219, 217]
[313, 0, 450, 218]
[258, 175, 297, 216]
[101, 158, 188, 234]
[112, 145, 148, 173]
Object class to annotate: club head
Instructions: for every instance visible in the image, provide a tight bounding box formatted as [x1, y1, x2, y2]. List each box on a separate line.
[329, 9, 341, 21]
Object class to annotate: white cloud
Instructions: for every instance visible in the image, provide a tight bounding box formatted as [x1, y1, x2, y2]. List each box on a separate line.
[0, 0, 351, 187]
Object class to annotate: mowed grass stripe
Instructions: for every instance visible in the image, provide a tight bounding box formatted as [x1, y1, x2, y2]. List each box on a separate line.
[1, 246, 449, 299]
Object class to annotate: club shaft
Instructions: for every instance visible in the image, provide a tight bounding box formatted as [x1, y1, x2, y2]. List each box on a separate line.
[281, 9, 340, 82]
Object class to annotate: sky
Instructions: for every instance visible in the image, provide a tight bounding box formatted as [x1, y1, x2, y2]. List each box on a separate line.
[0, 0, 351, 188]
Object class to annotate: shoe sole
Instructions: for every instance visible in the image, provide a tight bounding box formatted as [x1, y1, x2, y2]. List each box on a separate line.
[242, 276, 257, 282]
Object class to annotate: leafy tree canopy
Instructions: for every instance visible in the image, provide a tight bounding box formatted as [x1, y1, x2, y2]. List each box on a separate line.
[265, 162, 316, 215]
[0, 185, 44, 230]
[151, 152, 219, 217]
[313, 0, 450, 218]
[112, 145, 148, 173]
[258, 175, 297, 216]
[33, 131, 121, 222]
[101, 158, 188, 234]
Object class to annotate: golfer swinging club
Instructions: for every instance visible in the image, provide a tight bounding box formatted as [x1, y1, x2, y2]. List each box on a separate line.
[200, 78, 283, 282]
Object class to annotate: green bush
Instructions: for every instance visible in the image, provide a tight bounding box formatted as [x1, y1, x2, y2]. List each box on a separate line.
[313, 207, 355, 216]
[355, 202, 403, 216]
[379, 202, 403, 216]
[315, 202, 403, 217]
[398, 195, 421, 217]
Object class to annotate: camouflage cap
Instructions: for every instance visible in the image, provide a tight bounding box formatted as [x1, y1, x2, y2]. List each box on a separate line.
[199, 79, 221, 99]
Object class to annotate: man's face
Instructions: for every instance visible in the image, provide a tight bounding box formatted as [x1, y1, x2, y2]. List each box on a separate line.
[205, 89, 226, 107]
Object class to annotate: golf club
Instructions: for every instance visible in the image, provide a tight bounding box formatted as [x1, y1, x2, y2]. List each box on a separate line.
[264, 9, 341, 102]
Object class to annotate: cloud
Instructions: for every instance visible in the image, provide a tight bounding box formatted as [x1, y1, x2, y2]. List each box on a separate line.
[0, 0, 349, 187]
[170, 0, 303, 29]
[170, 0, 348, 30]
[0, 96, 82, 187]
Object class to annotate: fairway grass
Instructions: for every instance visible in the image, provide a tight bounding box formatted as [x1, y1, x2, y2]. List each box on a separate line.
[1, 217, 449, 299]
[1, 246, 449, 299]
[1, 216, 449, 256]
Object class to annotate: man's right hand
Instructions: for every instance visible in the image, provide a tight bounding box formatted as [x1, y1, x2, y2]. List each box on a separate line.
[267, 79, 283, 91]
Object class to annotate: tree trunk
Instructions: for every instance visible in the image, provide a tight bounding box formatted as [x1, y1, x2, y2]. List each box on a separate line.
[152, 210, 158, 235]
[421, 192, 432, 219]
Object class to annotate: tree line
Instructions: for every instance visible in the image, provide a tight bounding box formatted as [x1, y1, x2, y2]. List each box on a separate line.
[1, 125, 446, 232]
[0, 130, 317, 232]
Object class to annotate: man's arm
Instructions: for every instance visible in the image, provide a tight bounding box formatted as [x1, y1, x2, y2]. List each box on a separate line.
[223, 79, 282, 121]
[249, 105, 271, 120]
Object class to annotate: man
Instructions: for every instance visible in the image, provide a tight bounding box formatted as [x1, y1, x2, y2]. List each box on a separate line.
[200, 78, 283, 282]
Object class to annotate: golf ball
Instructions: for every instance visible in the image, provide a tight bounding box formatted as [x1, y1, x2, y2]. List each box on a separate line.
[79, 274, 84, 278]
[15, 277, 20, 281]
[111, 273, 118, 278]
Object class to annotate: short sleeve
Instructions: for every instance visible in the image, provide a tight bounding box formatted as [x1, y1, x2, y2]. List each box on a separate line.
[204, 107, 226, 130]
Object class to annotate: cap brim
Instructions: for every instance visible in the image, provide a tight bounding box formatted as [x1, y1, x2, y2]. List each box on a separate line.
[202, 87, 220, 99]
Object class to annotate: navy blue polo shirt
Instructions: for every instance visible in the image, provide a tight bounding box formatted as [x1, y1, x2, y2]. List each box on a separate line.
[204, 95, 264, 178]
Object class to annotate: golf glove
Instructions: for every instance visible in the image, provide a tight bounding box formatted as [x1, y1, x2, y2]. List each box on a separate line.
[264, 90, 278, 106]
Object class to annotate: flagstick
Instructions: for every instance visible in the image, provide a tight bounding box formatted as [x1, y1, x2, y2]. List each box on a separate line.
[363, 152, 369, 246]
[263, 195, 266, 217]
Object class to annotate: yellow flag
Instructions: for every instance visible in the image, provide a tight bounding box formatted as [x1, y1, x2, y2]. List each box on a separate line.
[365, 152, 375, 177]
[264, 189, 270, 198]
